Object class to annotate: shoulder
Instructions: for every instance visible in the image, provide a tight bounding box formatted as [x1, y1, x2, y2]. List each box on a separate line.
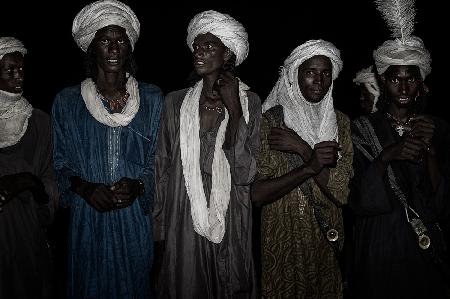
[165, 88, 190, 107]
[137, 82, 163, 98]
[262, 105, 283, 127]
[334, 109, 350, 128]
[52, 85, 81, 108]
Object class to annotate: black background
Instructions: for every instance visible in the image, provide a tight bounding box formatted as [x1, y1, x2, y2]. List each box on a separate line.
[1, 1, 446, 296]
[0, 0, 446, 121]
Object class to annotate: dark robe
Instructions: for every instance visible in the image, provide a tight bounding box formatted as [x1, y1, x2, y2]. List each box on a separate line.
[350, 111, 450, 299]
[154, 88, 261, 298]
[0, 109, 58, 299]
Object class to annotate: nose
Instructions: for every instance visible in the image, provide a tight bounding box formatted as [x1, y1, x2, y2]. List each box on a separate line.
[194, 47, 205, 58]
[108, 41, 119, 53]
[400, 80, 408, 95]
[13, 69, 24, 81]
[313, 73, 323, 85]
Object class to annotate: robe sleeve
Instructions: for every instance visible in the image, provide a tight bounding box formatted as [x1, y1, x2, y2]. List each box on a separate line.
[314, 112, 354, 205]
[135, 87, 164, 214]
[51, 92, 82, 208]
[34, 111, 59, 217]
[153, 94, 174, 241]
[223, 92, 261, 186]
[350, 119, 393, 216]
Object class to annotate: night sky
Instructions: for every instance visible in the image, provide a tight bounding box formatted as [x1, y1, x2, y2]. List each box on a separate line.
[1, 0, 446, 120]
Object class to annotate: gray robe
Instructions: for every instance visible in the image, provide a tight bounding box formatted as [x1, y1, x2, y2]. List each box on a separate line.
[154, 88, 261, 298]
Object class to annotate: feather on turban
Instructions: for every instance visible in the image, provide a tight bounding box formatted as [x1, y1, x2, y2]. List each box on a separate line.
[0, 37, 27, 61]
[72, 0, 140, 52]
[373, 36, 431, 79]
[186, 10, 249, 66]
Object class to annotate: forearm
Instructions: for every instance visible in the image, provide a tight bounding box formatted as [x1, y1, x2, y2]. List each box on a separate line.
[251, 165, 316, 207]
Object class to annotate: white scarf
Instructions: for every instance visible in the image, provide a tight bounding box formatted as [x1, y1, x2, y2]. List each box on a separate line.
[262, 40, 342, 148]
[180, 79, 249, 243]
[81, 75, 140, 127]
[0, 89, 32, 148]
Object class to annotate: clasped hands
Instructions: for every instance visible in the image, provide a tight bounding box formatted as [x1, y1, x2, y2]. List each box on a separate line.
[70, 176, 143, 213]
[268, 126, 341, 174]
[0, 172, 48, 212]
[382, 115, 435, 164]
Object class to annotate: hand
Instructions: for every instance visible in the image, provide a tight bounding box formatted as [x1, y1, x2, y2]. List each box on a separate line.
[380, 137, 427, 164]
[409, 115, 435, 145]
[214, 71, 242, 119]
[70, 176, 117, 212]
[305, 141, 341, 174]
[268, 126, 312, 159]
[110, 177, 143, 210]
[0, 172, 48, 205]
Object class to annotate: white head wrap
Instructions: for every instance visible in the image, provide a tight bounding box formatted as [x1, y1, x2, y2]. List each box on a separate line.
[353, 65, 380, 113]
[262, 39, 342, 148]
[186, 10, 249, 66]
[0, 37, 27, 61]
[72, 0, 140, 52]
[0, 37, 32, 148]
[373, 36, 431, 79]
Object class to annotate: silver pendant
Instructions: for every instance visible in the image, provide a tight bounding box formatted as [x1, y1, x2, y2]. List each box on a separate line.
[326, 228, 339, 242]
[409, 218, 431, 250]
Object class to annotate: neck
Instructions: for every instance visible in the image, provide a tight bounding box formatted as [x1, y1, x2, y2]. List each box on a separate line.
[201, 74, 221, 104]
[387, 104, 413, 122]
[95, 71, 127, 98]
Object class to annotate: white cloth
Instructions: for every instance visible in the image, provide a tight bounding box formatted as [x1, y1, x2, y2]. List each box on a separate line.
[262, 39, 342, 148]
[373, 36, 431, 79]
[0, 89, 32, 148]
[72, 0, 140, 52]
[0, 37, 27, 61]
[180, 79, 249, 243]
[81, 75, 140, 127]
[353, 65, 380, 113]
[187, 10, 249, 66]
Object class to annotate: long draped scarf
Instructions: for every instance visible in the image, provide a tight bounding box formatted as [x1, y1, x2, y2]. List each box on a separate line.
[180, 79, 249, 243]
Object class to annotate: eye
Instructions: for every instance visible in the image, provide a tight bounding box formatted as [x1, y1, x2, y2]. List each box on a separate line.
[390, 77, 399, 84]
[100, 39, 109, 45]
[305, 70, 314, 76]
[117, 39, 125, 45]
[323, 71, 332, 77]
[407, 77, 416, 83]
[205, 44, 213, 50]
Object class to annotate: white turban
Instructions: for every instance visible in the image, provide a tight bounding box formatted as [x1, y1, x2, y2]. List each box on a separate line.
[0, 37, 27, 61]
[186, 10, 249, 66]
[262, 40, 342, 148]
[353, 65, 380, 113]
[373, 36, 431, 79]
[72, 0, 140, 52]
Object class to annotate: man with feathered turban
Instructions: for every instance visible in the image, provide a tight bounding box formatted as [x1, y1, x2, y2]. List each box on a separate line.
[153, 10, 260, 298]
[353, 65, 380, 114]
[252, 39, 353, 298]
[51, 1, 163, 298]
[0, 36, 58, 299]
[350, 0, 450, 297]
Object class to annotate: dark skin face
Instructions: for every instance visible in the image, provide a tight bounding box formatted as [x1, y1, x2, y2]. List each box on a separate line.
[0, 52, 24, 93]
[359, 84, 376, 114]
[192, 32, 229, 78]
[298, 55, 332, 103]
[382, 65, 422, 110]
[93, 25, 130, 75]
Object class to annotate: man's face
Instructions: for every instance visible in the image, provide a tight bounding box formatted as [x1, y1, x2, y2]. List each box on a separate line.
[298, 55, 332, 103]
[382, 65, 422, 109]
[0, 52, 24, 93]
[93, 25, 130, 74]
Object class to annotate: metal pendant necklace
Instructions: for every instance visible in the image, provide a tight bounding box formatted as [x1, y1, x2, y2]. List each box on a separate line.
[386, 112, 414, 136]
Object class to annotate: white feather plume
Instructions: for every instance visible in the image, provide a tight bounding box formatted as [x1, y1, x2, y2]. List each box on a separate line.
[375, 0, 416, 42]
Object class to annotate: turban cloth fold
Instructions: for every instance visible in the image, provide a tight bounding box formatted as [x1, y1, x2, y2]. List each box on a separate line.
[186, 10, 249, 66]
[0, 37, 27, 61]
[353, 66, 380, 113]
[72, 0, 140, 52]
[373, 36, 431, 79]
